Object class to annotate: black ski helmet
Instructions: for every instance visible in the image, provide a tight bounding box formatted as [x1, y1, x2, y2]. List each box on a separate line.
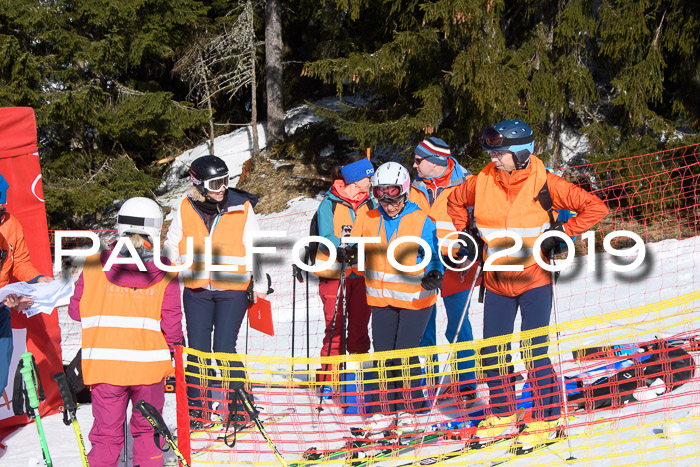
[190, 155, 229, 195]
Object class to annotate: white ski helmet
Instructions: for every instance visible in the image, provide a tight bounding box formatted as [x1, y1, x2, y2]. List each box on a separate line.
[371, 162, 411, 202]
[117, 197, 163, 243]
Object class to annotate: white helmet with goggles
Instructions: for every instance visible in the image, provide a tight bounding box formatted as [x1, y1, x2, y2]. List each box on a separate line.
[117, 197, 163, 244]
[371, 162, 411, 202]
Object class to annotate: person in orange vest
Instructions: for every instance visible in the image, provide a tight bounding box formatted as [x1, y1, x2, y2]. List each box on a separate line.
[311, 155, 375, 394]
[164, 155, 269, 429]
[68, 197, 183, 467]
[0, 174, 52, 394]
[447, 119, 608, 450]
[348, 162, 444, 434]
[409, 137, 480, 403]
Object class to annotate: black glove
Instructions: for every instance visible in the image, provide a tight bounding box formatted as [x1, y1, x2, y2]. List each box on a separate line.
[421, 270, 444, 290]
[336, 244, 358, 266]
[456, 228, 480, 262]
[540, 221, 568, 259]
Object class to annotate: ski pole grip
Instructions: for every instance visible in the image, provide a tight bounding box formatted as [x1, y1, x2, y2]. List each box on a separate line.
[232, 382, 259, 421]
[53, 372, 78, 413]
[136, 400, 172, 440]
[19, 353, 40, 411]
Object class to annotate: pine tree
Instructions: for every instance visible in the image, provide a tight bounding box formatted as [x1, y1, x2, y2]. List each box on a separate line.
[0, 0, 210, 228]
[299, 0, 700, 169]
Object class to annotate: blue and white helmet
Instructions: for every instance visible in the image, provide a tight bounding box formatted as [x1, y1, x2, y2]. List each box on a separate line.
[481, 119, 535, 169]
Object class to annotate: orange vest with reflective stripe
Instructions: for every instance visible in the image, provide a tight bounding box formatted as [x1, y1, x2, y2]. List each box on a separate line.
[79, 255, 175, 386]
[410, 186, 461, 258]
[411, 186, 480, 296]
[178, 198, 251, 290]
[359, 209, 437, 310]
[474, 156, 550, 268]
[314, 201, 372, 279]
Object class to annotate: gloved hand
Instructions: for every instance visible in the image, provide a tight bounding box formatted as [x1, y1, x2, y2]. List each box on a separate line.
[540, 221, 568, 259]
[421, 270, 444, 290]
[337, 244, 358, 266]
[456, 228, 480, 262]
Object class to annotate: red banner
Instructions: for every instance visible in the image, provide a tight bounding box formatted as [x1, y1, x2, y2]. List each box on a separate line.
[0, 107, 62, 439]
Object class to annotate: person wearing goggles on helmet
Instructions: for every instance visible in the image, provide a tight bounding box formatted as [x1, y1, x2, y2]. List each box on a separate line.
[164, 154, 269, 428]
[447, 119, 608, 449]
[69, 197, 184, 466]
[349, 161, 444, 434]
[310, 154, 375, 397]
[408, 137, 479, 406]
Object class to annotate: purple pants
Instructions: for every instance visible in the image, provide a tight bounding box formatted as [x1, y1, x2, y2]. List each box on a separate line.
[88, 380, 165, 467]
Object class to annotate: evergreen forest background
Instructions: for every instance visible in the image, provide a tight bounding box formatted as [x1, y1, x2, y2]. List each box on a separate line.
[0, 0, 698, 229]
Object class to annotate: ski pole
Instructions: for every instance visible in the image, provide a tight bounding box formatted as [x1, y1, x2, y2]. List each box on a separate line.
[19, 352, 52, 466]
[136, 400, 190, 467]
[122, 419, 128, 464]
[550, 256, 575, 461]
[292, 264, 297, 364]
[318, 258, 346, 408]
[231, 382, 288, 466]
[340, 267, 348, 407]
[306, 264, 310, 372]
[419, 263, 481, 445]
[432, 262, 482, 402]
[52, 372, 89, 467]
[292, 265, 305, 366]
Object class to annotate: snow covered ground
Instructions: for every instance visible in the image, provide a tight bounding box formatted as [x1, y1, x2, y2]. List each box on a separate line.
[3, 106, 699, 466]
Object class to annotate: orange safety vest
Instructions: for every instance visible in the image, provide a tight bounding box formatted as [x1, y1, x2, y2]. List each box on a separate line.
[314, 201, 372, 279]
[474, 156, 551, 268]
[178, 198, 251, 290]
[359, 209, 437, 310]
[410, 186, 462, 258]
[411, 186, 480, 296]
[79, 255, 175, 386]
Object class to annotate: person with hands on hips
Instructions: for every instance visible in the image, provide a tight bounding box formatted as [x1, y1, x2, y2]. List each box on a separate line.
[310, 154, 375, 395]
[447, 119, 608, 450]
[164, 155, 269, 429]
[409, 137, 480, 403]
[349, 161, 443, 434]
[0, 173, 52, 395]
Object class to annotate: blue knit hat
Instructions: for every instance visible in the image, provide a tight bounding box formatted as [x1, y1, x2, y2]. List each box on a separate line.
[340, 158, 374, 185]
[415, 137, 450, 166]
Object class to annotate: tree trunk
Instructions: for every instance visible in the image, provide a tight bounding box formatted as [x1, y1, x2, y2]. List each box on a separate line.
[265, 0, 286, 147]
[250, 18, 260, 157]
[201, 55, 215, 155]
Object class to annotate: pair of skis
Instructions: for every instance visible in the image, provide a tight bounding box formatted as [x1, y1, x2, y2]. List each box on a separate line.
[292, 335, 697, 466]
[189, 408, 295, 460]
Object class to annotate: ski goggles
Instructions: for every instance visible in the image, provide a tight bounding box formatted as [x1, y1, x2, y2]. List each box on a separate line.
[481, 126, 534, 150]
[372, 185, 403, 202]
[203, 174, 229, 192]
